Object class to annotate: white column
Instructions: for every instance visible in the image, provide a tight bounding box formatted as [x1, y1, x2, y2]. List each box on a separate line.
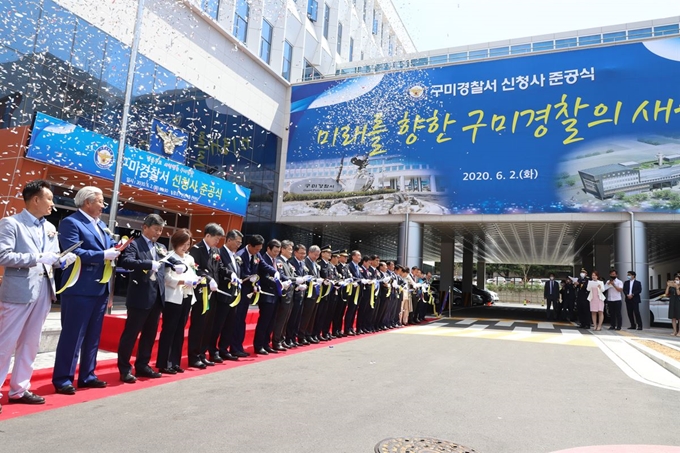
[615, 219, 649, 328]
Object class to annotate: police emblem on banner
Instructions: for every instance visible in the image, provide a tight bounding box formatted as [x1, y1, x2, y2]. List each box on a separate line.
[149, 118, 188, 164]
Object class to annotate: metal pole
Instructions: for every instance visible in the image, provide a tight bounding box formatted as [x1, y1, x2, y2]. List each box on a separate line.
[628, 211, 635, 272]
[448, 285, 451, 318]
[107, 0, 146, 313]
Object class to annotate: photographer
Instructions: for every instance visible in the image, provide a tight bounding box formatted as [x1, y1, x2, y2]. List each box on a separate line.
[604, 269, 624, 331]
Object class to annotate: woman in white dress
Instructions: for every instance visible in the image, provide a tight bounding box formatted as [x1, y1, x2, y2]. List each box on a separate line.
[156, 229, 199, 374]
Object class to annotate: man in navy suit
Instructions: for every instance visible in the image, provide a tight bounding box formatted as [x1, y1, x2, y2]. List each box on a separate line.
[543, 273, 560, 320]
[230, 234, 276, 356]
[52, 186, 121, 395]
[187, 223, 224, 368]
[624, 270, 643, 330]
[343, 250, 363, 336]
[253, 239, 286, 355]
[285, 244, 308, 347]
[116, 214, 185, 383]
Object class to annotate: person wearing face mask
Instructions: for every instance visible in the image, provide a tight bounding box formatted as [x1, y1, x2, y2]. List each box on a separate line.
[543, 273, 560, 320]
[623, 270, 642, 331]
[665, 274, 680, 336]
[587, 270, 606, 331]
[604, 269, 624, 331]
[576, 269, 591, 329]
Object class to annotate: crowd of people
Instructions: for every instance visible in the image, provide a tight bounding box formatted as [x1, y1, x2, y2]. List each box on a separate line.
[543, 269, 643, 331]
[0, 181, 436, 414]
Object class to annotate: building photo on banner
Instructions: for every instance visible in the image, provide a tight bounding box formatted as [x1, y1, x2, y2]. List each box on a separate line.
[284, 36, 680, 217]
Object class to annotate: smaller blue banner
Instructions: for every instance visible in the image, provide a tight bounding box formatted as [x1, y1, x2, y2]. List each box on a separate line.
[27, 112, 250, 216]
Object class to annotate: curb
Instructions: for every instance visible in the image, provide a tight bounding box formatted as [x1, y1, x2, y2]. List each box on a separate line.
[627, 338, 680, 380]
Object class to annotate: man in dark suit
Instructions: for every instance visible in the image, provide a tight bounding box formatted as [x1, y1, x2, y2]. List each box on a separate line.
[357, 255, 375, 334]
[312, 245, 334, 341]
[187, 223, 224, 369]
[230, 234, 275, 356]
[272, 240, 297, 351]
[285, 244, 308, 347]
[298, 245, 321, 344]
[624, 270, 643, 330]
[53, 186, 121, 395]
[332, 250, 351, 337]
[117, 214, 185, 383]
[253, 239, 284, 355]
[343, 250, 363, 336]
[543, 273, 560, 320]
[211, 229, 243, 362]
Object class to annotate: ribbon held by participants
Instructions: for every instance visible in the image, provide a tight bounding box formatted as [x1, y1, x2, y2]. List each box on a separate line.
[56, 256, 81, 294]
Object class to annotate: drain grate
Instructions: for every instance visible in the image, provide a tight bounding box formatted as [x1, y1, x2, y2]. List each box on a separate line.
[374, 437, 479, 453]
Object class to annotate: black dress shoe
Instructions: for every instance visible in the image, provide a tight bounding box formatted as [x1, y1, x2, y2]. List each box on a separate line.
[264, 346, 279, 354]
[308, 336, 319, 344]
[608, 326, 616, 330]
[346, 331, 355, 336]
[627, 326, 637, 330]
[120, 373, 137, 384]
[219, 352, 239, 361]
[173, 365, 186, 373]
[55, 384, 77, 395]
[232, 351, 249, 358]
[9, 391, 45, 405]
[329, 334, 337, 339]
[615, 327, 621, 331]
[201, 357, 215, 367]
[159, 367, 177, 375]
[209, 354, 224, 364]
[298, 338, 309, 346]
[274, 344, 287, 352]
[255, 348, 269, 355]
[637, 327, 643, 330]
[189, 360, 207, 369]
[136, 367, 162, 378]
[78, 379, 107, 389]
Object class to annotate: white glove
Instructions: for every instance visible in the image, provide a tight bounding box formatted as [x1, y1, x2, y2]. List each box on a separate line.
[361, 279, 369, 285]
[230, 272, 239, 285]
[151, 261, 161, 272]
[352, 282, 359, 287]
[173, 264, 187, 274]
[316, 278, 324, 285]
[60, 252, 77, 268]
[297, 284, 308, 291]
[104, 248, 120, 260]
[37, 252, 60, 266]
[282, 280, 292, 290]
[209, 279, 218, 291]
[295, 276, 306, 285]
[274, 271, 280, 280]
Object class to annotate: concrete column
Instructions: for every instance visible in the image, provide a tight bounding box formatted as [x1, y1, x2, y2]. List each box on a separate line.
[439, 238, 455, 300]
[462, 234, 474, 306]
[576, 246, 594, 276]
[398, 220, 423, 269]
[430, 174, 437, 192]
[615, 219, 649, 328]
[594, 244, 612, 278]
[477, 237, 486, 290]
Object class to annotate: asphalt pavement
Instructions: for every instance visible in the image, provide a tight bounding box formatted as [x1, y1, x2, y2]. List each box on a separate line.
[1, 307, 679, 453]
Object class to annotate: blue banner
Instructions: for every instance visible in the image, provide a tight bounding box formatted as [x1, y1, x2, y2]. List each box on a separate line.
[285, 37, 680, 216]
[27, 112, 250, 216]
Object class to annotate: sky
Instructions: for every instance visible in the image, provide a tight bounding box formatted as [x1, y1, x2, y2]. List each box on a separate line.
[391, 0, 680, 52]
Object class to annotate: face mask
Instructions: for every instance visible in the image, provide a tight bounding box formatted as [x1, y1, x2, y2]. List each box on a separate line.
[675, 280, 679, 284]
[550, 277, 554, 280]
[627, 275, 632, 280]
[580, 273, 586, 278]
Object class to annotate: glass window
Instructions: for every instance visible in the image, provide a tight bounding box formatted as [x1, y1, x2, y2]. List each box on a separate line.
[260, 19, 273, 64]
[578, 34, 601, 46]
[323, 3, 330, 39]
[101, 38, 131, 93]
[233, 0, 249, 43]
[200, 0, 219, 20]
[654, 24, 679, 36]
[307, 0, 318, 22]
[362, 0, 367, 22]
[555, 37, 577, 49]
[72, 19, 107, 81]
[510, 43, 531, 54]
[603, 31, 626, 43]
[428, 54, 446, 65]
[410, 57, 428, 67]
[35, 1, 77, 63]
[349, 37, 354, 62]
[132, 54, 155, 97]
[469, 49, 488, 60]
[489, 46, 509, 57]
[282, 40, 293, 81]
[1, 0, 41, 54]
[449, 52, 467, 62]
[532, 41, 553, 51]
[303, 59, 322, 81]
[628, 28, 652, 39]
[337, 22, 343, 54]
[372, 10, 378, 34]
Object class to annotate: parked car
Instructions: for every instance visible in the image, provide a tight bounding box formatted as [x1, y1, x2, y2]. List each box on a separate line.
[649, 295, 672, 325]
[453, 282, 491, 304]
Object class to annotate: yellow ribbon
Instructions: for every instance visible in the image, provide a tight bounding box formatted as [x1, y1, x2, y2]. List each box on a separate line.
[56, 257, 81, 294]
[307, 282, 314, 299]
[201, 286, 209, 314]
[370, 282, 375, 308]
[99, 260, 113, 284]
[353, 285, 360, 305]
[229, 290, 241, 308]
[250, 290, 260, 305]
[386, 284, 391, 298]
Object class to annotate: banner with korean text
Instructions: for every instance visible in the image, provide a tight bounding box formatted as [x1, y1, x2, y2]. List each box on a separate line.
[284, 37, 680, 216]
[26, 112, 250, 216]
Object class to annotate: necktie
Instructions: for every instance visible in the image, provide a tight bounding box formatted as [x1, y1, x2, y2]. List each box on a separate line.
[150, 241, 158, 260]
[250, 254, 255, 272]
[94, 220, 105, 243]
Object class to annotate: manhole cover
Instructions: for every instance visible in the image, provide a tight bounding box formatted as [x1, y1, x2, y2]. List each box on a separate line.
[374, 437, 479, 453]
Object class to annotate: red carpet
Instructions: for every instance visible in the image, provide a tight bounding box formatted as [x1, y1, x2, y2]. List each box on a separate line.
[1, 312, 419, 421]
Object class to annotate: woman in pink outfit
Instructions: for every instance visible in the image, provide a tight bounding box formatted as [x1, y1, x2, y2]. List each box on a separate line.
[587, 270, 605, 331]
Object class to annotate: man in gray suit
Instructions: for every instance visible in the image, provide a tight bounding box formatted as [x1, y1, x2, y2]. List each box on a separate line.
[0, 180, 76, 412]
